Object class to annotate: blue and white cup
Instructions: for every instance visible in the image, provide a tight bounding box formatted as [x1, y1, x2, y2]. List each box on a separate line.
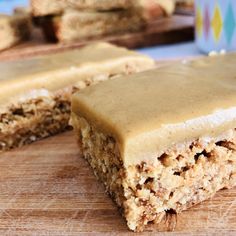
[195, 0, 236, 53]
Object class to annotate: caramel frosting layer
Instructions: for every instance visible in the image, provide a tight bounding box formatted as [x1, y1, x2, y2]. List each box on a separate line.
[72, 54, 236, 166]
[0, 43, 154, 110]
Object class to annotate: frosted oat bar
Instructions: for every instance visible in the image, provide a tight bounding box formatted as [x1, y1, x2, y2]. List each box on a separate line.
[71, 54, 236, 231]
[0, 43, 154, 151]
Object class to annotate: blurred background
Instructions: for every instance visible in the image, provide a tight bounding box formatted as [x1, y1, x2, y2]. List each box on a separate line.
[0, 0, 235, 60]
[0, 0, 28, 14]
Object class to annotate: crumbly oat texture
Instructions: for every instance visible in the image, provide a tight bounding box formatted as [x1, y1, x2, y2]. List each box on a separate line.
[72, 115, 236, 231]
[0, 14, 31, 51]
[71, 53, 236, 231]
[0, 92, 71, 151]
[0, 43, 155, 151]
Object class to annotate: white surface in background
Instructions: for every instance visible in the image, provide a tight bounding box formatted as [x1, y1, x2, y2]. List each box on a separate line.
[138, 42, 203, 60]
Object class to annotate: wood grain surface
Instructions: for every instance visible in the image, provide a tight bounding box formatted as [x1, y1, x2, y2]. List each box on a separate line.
[0, 15, 194, 62]
[0, 131, 235, 235]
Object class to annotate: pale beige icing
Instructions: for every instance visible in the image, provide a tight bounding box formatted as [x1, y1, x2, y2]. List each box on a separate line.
[0, 42, 154, 109]
[72, 53, 236, 166]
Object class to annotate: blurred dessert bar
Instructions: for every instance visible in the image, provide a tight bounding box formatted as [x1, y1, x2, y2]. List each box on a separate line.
[175, 0, 194, 13]
[40, 9, 146, 43]
[176, 0, 194, 9]
[31, 0, 135, 16]
[71, 53, 236, 231]
[31, 0, 175, 43]
[0, 43, 155, 151]
[138, 0, 175, 21]
[0, 14, 31, 51]
[14, 6, 31, 15]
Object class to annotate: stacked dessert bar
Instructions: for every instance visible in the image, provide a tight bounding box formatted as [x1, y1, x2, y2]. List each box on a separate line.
[30, 0, 175, 43]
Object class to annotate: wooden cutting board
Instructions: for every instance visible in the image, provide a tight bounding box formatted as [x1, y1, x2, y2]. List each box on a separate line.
[0, 15, 194, 62]
[0, 131, 235, 235]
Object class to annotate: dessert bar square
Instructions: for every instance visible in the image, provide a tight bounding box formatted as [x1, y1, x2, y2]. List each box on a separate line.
[71, 54, 236, 231]
[0, 43, 154, 151]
